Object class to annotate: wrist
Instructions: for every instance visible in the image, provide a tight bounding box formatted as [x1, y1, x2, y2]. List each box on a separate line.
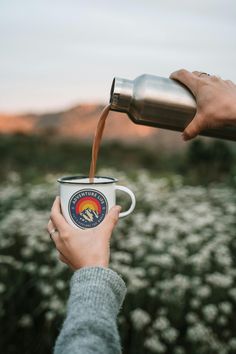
[73, 258, 109, 270]
[224, 97, 236, 123]
[74, 262, 108, 270]
[70, 267, 127, 313]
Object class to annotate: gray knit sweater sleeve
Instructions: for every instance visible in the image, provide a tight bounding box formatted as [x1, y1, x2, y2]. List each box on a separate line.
[54, 267, 127, 354]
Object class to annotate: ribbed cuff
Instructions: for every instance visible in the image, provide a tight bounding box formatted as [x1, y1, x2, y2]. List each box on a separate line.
[70, 267, 127, 314]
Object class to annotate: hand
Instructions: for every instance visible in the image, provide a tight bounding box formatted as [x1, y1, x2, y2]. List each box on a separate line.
[47, 196, 121, 270]
[170, 69, 236, 140]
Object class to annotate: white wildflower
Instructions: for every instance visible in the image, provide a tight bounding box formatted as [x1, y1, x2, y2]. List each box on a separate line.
[55, 280, 66, 290]
[130, 309, 151, 330]
[40, 285, 53, 296]
[174, 346, 185, 354]
[219, 302, 232, 315]
[0, 283, 6, 294]
[187, 323, 209, 342]
[112, 252, 132, 264]
[229, 288, 236, 302]
[186, 312, 198, 324]
[24, 262, 37, 273]
[21, 247, 34, 258]
[197, 285, 211, 299]
[45, 311, 56, 321]
[153, 316, 170, 331]
[218, 316, 227, 326]
[161, 327, 178, 343]
[18, 314, 33, 328]
[39, 265, 50, 276]
[206, 273, 233, 288]
[145, 335, 166, 353]
[202, 304, 218, 322]
[229, 338, 236, 350]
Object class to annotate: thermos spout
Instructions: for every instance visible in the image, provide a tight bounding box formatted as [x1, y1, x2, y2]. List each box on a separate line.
[110, 77, 133, 112]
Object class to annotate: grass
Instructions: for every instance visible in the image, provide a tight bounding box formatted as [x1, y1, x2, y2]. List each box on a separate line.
[0, 133, 235, 185]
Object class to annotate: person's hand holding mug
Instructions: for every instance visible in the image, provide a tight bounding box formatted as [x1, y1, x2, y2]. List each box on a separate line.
[170, 69, 236, 140]
[47, 196, 121, 270]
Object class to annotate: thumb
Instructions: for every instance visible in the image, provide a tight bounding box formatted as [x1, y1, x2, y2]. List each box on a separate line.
[100, 205, 121, 238]
[183, 113, 203, 141]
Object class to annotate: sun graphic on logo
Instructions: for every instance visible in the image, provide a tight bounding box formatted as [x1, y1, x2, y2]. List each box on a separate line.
[76, 197, 102, 214]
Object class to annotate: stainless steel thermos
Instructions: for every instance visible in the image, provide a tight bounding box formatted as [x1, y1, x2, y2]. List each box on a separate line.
[109, 74, 236, 141]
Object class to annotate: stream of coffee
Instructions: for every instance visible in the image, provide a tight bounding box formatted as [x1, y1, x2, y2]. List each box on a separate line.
[89, 104, 111, 182]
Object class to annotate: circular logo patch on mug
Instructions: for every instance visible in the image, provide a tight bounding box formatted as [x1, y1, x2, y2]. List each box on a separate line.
[69, 189, 108, 229]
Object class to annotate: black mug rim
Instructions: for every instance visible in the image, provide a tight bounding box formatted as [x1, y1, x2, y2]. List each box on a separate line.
[57, 175, 118, 185]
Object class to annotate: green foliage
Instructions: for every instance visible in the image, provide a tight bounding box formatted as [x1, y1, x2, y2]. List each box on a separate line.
[186, 140, 235, 184]
[0, 134, 235, 184]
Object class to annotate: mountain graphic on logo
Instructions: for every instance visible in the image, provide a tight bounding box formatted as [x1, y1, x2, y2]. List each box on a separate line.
[79, 208, 99, 223]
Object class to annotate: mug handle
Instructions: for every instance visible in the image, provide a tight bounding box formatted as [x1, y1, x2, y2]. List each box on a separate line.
[115, 185, 136, 218]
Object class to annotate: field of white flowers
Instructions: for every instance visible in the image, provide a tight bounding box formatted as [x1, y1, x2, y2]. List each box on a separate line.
[0, 169, 236, 354]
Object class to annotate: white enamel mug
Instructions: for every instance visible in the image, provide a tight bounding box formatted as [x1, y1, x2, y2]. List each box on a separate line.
[57, 176, 136, 229]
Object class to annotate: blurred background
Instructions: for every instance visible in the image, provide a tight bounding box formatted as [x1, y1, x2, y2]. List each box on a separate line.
[0, 1, 236, 353]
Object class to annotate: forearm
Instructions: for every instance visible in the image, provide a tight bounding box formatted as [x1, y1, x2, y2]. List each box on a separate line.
[54, 267, 126, 354]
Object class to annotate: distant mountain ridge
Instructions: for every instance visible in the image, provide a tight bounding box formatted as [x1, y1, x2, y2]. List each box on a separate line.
[0, 104, 154, 139]
[0, 103, 184, 148]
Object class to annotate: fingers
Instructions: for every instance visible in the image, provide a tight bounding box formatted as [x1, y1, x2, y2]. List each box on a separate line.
[100, 205, 121, 238]
[183, 113, 203, 141]
[50, 196, 69, 232]
[47, 218, 64, 253]
[47, 218, 71, 249]
[47, 219, 74, 268]
[47, 219, 60, 243]
[170, 69, 199, 95]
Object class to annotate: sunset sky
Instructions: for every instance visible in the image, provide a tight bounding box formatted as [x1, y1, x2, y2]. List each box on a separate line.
[0, 0, 236, 113]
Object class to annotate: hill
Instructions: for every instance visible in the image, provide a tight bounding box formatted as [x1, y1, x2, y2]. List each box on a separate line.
[0, 104, 184, 149]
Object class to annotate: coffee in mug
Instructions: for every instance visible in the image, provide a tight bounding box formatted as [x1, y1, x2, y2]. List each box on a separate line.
[58, 176, 136, 229]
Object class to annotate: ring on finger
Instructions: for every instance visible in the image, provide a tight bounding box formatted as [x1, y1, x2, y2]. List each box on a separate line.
[199, 72, 210, 77]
